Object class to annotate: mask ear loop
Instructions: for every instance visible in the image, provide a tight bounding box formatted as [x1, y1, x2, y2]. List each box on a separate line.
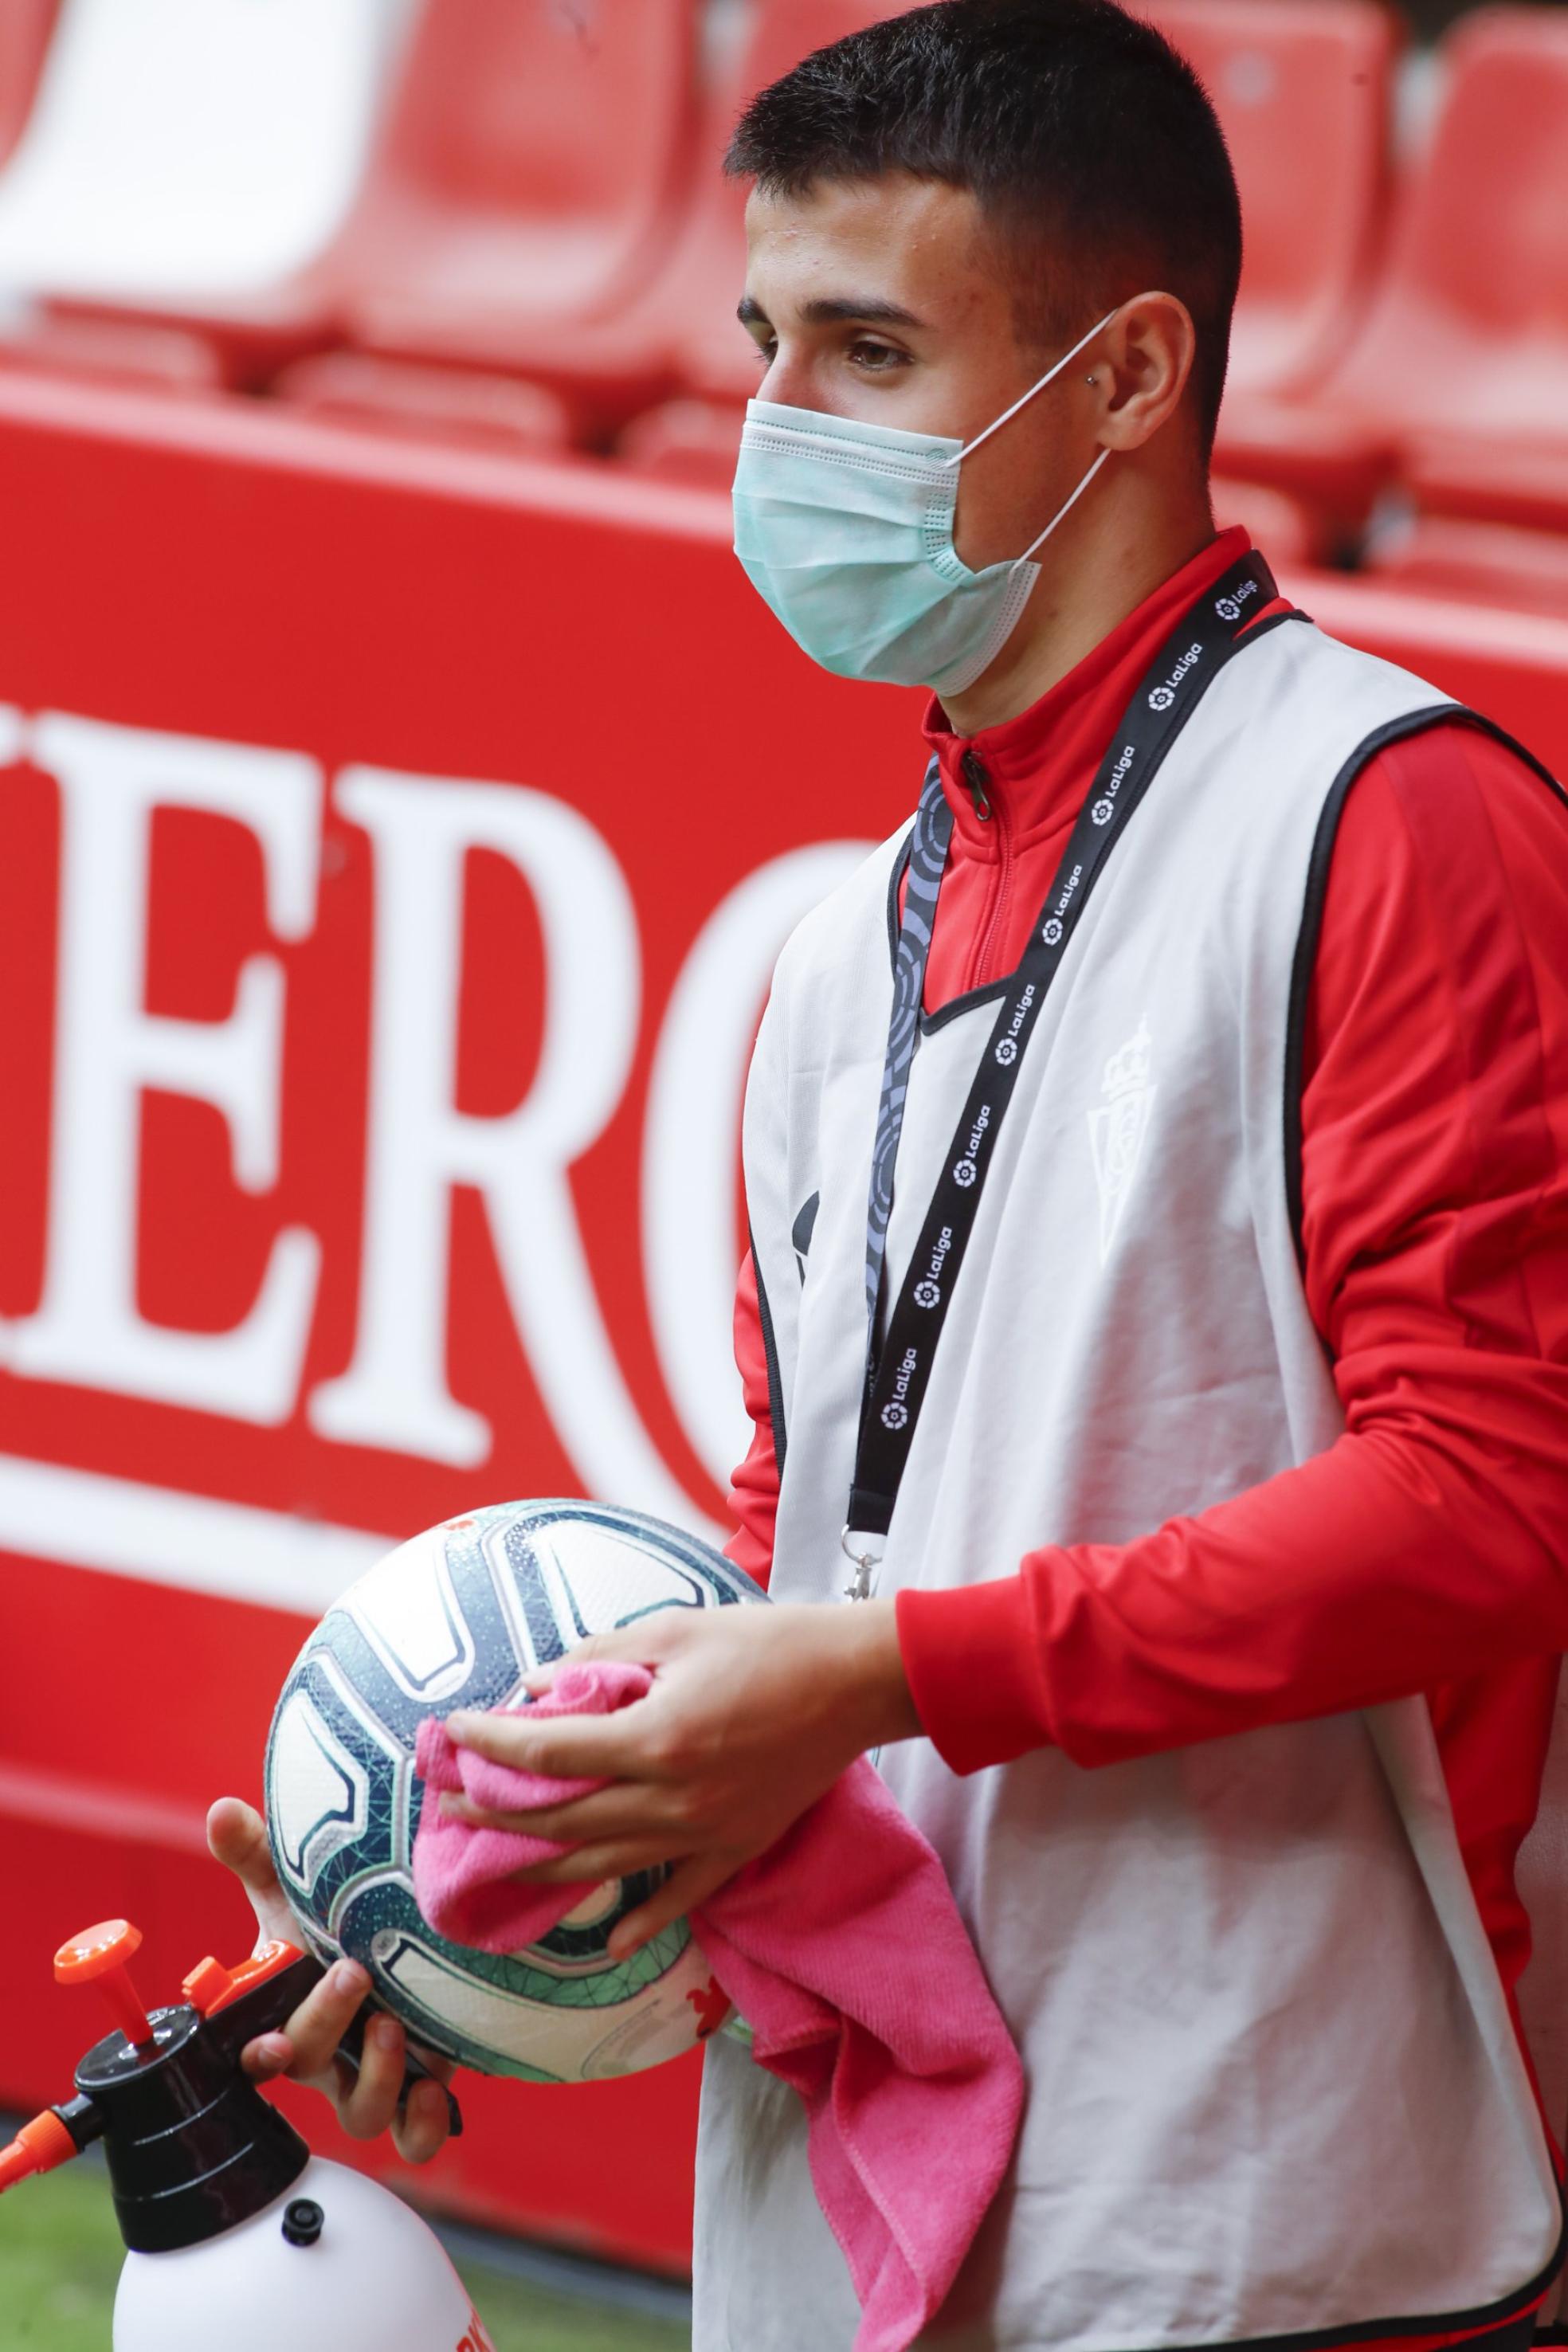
[933, 305, 1119, 573]
[1006, 446, 1112, 573]
[939, 306, 1120, 469]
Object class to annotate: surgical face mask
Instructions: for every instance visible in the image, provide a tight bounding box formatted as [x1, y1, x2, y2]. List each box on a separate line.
[731, 309, 1117, 697]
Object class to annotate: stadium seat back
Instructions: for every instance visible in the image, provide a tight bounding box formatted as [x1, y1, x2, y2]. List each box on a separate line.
[1147, 0, 1399, 400]
[738, 0, 905, 100]
[0, 2, 57, 176]
[1320, 6, 1568, 450]
[1397, 10, 1568, 342]
[0, 0, 402, 300]
[356, 0, 699, 320]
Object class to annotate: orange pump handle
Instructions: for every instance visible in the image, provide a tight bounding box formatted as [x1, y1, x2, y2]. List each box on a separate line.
[54, 1919, 156, 2050]
[181, 1938, 304, 2017]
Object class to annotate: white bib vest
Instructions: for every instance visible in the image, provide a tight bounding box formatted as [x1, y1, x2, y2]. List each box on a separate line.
[694, 618, 1566, 2352]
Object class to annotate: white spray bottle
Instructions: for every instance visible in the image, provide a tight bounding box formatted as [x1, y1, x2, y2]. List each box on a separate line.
[0, 1919, 496, 2350]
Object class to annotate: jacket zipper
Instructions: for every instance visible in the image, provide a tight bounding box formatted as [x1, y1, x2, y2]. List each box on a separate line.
[959, 749, 1015, 994]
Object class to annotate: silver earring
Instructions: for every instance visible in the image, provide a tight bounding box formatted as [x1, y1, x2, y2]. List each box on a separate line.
[1084, 373, 1097, 386]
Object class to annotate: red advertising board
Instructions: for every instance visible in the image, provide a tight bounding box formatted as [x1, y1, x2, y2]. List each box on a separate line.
[0, 369, 1563, 2264]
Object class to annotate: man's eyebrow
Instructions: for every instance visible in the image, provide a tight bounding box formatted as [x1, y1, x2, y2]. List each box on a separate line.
[736, 293, 927, 331]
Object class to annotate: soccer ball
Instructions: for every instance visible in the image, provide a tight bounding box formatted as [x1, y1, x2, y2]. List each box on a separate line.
[263, 1499, 765, 2083]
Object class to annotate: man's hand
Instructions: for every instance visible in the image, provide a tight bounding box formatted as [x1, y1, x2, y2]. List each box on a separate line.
[206, 1797, 453, 2166]
[438, 1597, 922, 1957]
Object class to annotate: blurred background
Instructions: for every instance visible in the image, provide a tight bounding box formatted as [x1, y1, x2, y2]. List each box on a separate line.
[0, 0, 1565, 2339]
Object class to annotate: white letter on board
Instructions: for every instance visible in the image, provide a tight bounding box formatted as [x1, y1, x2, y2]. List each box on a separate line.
[312, 766, 709, 1531]
[7, 713, 323, 1421]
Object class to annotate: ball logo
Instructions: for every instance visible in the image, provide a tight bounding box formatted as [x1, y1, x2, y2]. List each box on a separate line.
[881, 1400, 909, 1430]
[952, 1158, 978, 1187]
[913, 1278, 941, 1309]
[1148, 684, 1175, 711]
[1091, 797, 1115, 825]
[1042, 916, 1064, 947]
[686, 1977, 731, 2039]
[994, 1035, 1018, 1066]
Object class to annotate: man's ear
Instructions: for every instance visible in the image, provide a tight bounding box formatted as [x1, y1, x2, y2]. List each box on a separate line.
[1089, 292, 1197, 453]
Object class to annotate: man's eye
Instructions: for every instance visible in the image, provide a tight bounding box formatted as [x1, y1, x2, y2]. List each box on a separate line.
[848, 339, 908, 372]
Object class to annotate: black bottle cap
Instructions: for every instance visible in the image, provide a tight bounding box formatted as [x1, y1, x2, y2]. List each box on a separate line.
[75, 2004, 310, 2252]
[282, 2197, 324, 2248]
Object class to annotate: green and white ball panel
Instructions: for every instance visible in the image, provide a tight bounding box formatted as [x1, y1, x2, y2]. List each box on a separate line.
[263, 1499, 765, 2083]
[363, 1898, 722, 2083]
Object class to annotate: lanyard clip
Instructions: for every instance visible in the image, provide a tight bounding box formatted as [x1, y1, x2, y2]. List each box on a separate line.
[840, 1525, 884, 1603]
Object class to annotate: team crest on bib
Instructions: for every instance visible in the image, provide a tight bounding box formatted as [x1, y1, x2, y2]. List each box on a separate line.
[1088, 1017, 1156, 1264]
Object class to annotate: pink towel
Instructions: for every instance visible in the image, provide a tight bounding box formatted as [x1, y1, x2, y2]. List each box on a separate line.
[414, 1660, 1022, 2352]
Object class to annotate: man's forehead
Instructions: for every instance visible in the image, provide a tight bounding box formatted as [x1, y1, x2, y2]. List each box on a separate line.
[741, 175, 1002, 321]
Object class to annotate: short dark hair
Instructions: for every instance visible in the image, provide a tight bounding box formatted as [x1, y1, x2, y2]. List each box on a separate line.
[725, 0, 1241, 457]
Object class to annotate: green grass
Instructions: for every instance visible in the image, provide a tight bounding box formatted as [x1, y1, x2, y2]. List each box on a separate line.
[0, 2158, 691, 2351]
[0, 2157, 121, 2350]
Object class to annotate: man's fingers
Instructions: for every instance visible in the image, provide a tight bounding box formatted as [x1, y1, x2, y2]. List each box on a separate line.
[237, 2030, 342, 2103]
[392, 2074, 454, 2166]
[206, 1797, 280, 1895]
[509, 1840, 685, 1887]
[207, 1795, 301, 1948]
[441, 1782, 679, 1843]
[237, 1966, 457, 2166]
[351, 2026, 457, 2156]
[609, 1852, 743, 1959]
[441, 1705, 648, 1782]
[276, 1957, 371, 2080]
[240, 2030, 295, 2082]
[450, 1605, 716, 1756]
[406, 2037, 457, 2087]
[527, 1617, 688, 1686]
[338, 2011, 406, 2142]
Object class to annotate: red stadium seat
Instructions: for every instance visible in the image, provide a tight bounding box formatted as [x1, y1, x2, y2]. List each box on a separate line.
[335, 0, 701, 362]
[1363, 515, 1568, 620]
[0, 2, 57, 174]
[0, 312, 223, 394]
[1404, 437, 1568, 539]
[1146, 0, 1401, 405]
[354, 1, 904, 437]
[1401, 437, 1568, 539]
[617, 396, 742, 488]
[1216, 8, 1568, 538]
[7, 0, 399, 380]
[272, 351, 575, 459]
[1209, 476, 1319, 569]
[37, 0, 700, 390]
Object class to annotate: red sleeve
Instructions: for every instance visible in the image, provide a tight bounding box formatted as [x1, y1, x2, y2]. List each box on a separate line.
[898, 723, 1568, 1774]
[724, 1249, 780, 1592]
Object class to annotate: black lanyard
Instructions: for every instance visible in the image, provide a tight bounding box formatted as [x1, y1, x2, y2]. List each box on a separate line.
[844, 551, 1284, 1587]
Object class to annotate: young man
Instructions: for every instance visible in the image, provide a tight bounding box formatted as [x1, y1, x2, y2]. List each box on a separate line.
[214, 2, 1568, 2344]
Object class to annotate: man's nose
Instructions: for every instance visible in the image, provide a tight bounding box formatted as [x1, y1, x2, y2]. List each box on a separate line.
[756, 348, 830, 414]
